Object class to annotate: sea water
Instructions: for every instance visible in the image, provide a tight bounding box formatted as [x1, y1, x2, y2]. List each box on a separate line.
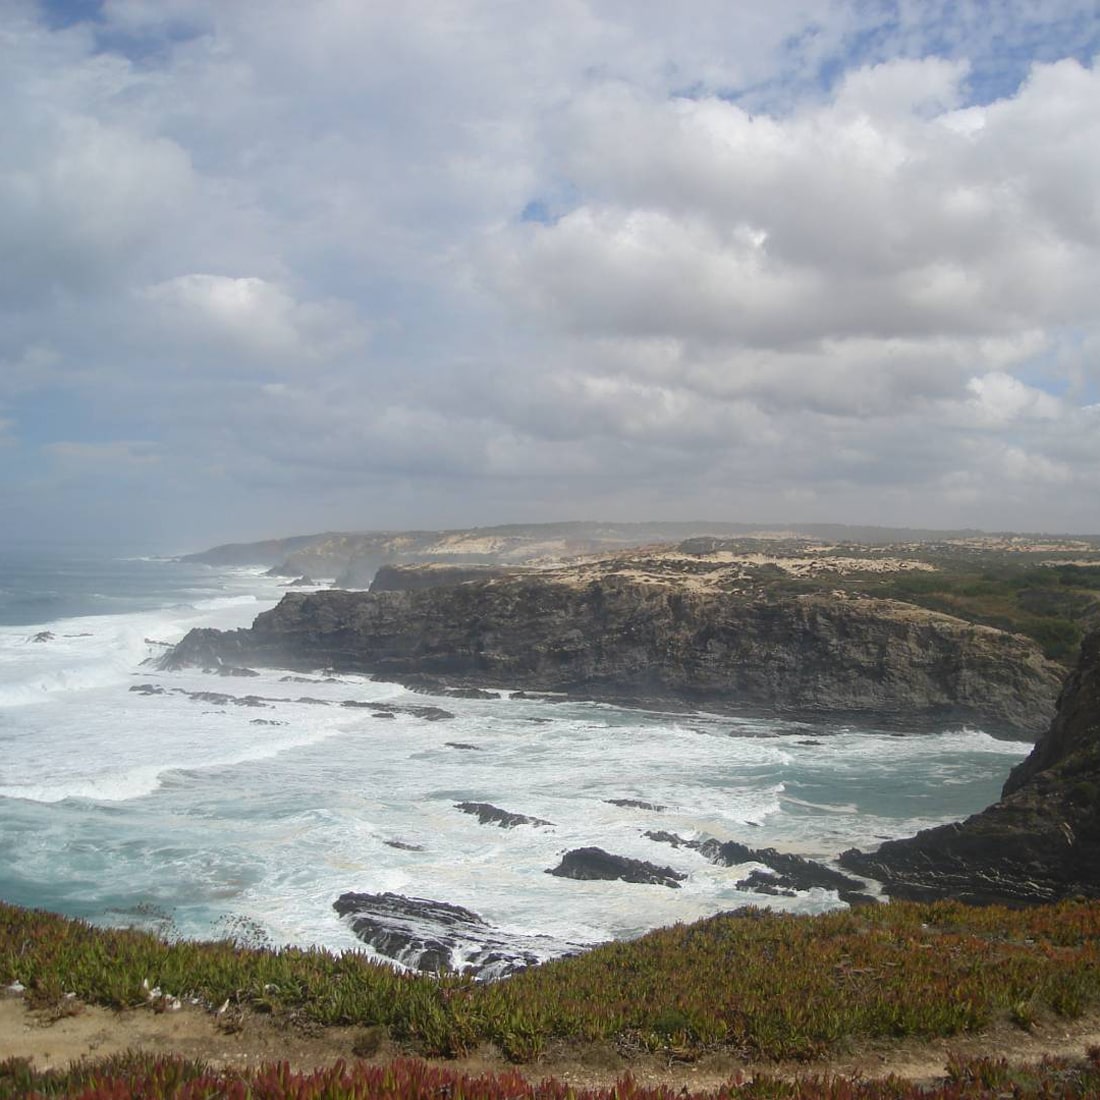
[0, 552, 1032, 962]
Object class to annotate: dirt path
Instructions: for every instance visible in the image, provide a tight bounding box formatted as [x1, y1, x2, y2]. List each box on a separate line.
[4, 998, 1100, 1089]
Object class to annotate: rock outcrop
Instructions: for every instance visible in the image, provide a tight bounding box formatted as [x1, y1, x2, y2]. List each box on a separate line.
[455, 802, 554, 829]
[162, 566, 1061, 734]
[839, 630, 1100, 904]
[332, 892, 577, 977]
[646, 832, 876, 906]
[547, 847, 687, 888]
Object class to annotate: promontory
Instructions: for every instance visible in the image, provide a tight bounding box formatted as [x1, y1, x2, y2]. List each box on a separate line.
[164, 540, 1088, 736]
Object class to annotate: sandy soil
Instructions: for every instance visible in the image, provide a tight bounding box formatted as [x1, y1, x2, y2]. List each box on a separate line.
[4, 997, 1100, 1089]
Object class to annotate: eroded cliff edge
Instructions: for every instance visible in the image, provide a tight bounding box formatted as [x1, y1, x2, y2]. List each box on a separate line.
[840, 629, 1100, 903]
[163, 560, 1061, 735]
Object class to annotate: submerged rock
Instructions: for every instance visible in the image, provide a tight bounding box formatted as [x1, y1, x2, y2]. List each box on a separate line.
[332, 891, 575, 978]
[547, 847, 687, 888]
[605, 798, 666, 811]
[840, 630, 1100, 905]
[455, 802, 554, 828]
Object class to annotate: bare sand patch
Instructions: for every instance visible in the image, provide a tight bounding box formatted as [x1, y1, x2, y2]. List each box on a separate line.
[4, 999, 1100, 1089]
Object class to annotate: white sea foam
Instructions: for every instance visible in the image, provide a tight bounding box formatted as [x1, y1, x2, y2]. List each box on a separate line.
[0, 559, 1036, 957]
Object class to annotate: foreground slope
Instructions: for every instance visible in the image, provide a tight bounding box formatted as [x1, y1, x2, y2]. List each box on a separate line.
[841, 630, 1100, 903]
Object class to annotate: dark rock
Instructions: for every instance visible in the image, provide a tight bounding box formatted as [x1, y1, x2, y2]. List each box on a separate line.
[216, 666, 260, 678]
[445, 742, 482, 750]
[605, 798, 666, 811]
[384, 840, 424, 851]
[287, 576, 316, 587]
[547, 847, 686, 888]
[456, 802, 554, 828]
[332, 892, 575, 978]
[129, 683, 166, 695]
[441, 687, 502, 699]
[31, 631, 54, 643]
[406, 705, 455, 721]
[373, 712, 395, 719]
[796, 739, 824, 746]
[645, 831, 875, 906]
[840, 630, 1100, 905]
[736, 870, 797, 897]
[250, 718, 286, 726]
[159, 570, 1061, 734]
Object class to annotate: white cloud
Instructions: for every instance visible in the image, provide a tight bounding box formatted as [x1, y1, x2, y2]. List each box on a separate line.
[966, 372, 1062, 425]
[2, 2, 1100, 546]
[138, 274, 367, 367]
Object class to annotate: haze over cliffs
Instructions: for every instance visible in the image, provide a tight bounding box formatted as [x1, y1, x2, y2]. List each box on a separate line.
[183, 521, 998, 587]
[167, 545, 1066, 735]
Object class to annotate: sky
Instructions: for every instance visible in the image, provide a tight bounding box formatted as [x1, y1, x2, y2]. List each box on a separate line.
[1, 0, 1099, 552]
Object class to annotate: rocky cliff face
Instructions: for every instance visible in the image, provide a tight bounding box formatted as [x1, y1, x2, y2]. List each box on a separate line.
[164, 567, 1061, 735]
[839, 630, 1100, 903]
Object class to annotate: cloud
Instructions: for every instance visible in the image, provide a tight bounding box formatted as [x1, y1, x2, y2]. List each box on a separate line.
[138, 274, 367, 367]
[1, 1, 1099, 548]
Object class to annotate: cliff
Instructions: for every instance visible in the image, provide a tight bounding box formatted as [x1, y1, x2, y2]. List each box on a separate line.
[163, 559, 1062, 734]
[839, 630, 1100, 903]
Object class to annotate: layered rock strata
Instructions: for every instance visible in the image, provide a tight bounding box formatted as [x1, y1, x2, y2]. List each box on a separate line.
[163, 571, 1061, 734]
[332, 892, 577, 978]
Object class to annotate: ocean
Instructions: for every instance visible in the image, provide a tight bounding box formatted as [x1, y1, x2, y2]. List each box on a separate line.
[0, 553, 1031, 967]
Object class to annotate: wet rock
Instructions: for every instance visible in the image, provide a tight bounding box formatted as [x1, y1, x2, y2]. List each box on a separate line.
[332, 892, 575, 978]
[736, 870, 797, 897]
[405, 705, 455, 721]
[384, 840, 425, 851]
[445, 742, 481, 751]
[840, 630, 1100, 905]
[31, 631, 54, 643]
[216, 666, 260, 677]
[547, 847, 686, 888]
[645, 831, 875, 906]
[456, 802, 554, 828]
[129, 683, 166, 695]
[606, 798, 666, 811]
